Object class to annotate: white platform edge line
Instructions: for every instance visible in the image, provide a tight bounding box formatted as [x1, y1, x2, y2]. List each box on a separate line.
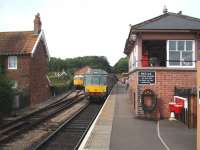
[78, 84, 116, 150]
[157, 121, 171, 150]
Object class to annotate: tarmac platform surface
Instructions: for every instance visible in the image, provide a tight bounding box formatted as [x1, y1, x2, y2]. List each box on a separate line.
[80, 83, 196, 150]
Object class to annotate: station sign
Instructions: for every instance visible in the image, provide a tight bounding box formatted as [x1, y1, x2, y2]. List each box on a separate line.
[138, 71, 156, 85]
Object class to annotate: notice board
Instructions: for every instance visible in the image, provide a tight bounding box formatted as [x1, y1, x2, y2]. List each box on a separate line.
[138, 71, 156, 85]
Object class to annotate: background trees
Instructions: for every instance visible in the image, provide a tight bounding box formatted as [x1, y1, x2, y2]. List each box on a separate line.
[113, 57, 128, 74]
[48, 56, 112, 73]
[48, 56, 128, 74]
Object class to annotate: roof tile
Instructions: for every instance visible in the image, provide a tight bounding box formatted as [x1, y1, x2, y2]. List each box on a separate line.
[0, 31, 38, 55]
[132, 12, 200, 30]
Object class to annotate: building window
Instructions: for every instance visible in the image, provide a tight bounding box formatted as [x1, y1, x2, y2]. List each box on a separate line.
[129, 51, 133, 71]
[129, 46, 138, 72]
[129, 51, 136, 71]
[167, 40, 195, 67]
[8, 56, 17, 69]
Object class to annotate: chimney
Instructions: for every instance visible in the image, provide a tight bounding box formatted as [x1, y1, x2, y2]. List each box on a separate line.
[34, 13, 42, 34]
[178, 11, 182, 15]
[163, 5, 168, 14]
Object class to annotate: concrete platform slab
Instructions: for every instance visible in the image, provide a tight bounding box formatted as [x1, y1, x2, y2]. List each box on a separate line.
[110, 85, 164, 150]
[79, 83, 196, 150]
[159, 120, 196, 150]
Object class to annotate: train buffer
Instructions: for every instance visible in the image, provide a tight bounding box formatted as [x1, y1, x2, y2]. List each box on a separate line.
[79, 83, 196, 150]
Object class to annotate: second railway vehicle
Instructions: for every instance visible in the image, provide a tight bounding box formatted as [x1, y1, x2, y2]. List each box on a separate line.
[84, 69, 117, 102]
[73, 75, 84, 89]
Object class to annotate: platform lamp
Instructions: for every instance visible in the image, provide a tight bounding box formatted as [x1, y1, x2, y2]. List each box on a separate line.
[130, 34, 136, 42]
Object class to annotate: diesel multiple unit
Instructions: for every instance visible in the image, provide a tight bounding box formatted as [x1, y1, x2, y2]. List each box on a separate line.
[84, 69, 117, 102]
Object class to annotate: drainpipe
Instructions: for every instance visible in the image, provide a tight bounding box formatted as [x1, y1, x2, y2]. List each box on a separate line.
[196, 37, 200, 150]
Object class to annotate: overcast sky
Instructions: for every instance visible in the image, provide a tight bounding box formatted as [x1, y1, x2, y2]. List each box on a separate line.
[0, 0, 200, 65]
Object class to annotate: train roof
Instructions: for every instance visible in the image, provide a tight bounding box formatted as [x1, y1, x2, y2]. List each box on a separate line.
[85, 69, 108, 75]
[74, 74, 84, 78]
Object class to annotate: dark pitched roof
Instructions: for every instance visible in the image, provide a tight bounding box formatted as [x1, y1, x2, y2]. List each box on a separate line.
[131, 12, 200, 30]
[0, 31, 39, 55]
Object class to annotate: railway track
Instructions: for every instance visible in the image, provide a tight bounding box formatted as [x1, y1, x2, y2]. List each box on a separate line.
[0, 90, 74, 130]
[0, 90, 85, 144]
[33, 103, 102, 150]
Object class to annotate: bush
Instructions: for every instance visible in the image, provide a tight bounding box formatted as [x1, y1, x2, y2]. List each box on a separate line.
[49, 74, 73, 96]
[0, 75, 15, 113]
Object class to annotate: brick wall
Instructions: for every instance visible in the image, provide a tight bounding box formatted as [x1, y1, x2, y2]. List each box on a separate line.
[4, 40, 50, 106]
[30, 40, 50, 105]
[129, 68, 196, 118]
[129, 72, 138, 112]
[5, 55, 31, 90]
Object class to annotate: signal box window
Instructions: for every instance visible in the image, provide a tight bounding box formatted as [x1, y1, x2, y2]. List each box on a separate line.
[167, 40, 195, 67]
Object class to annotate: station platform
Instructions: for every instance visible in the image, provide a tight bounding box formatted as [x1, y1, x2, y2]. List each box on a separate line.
[79, 83, 196, 150]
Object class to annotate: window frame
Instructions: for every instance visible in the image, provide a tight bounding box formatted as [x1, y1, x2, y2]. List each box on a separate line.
[8, 56, 18, 70]
[129, 45, 138, 72]
[167, 40, 195, 68]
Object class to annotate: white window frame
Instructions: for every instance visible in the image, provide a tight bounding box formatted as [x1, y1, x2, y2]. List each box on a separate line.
[8, 56, 17, 70]
[134, 45, 138, 68]
[129, 51, 133, 71]
[129, 45, 139, 72]
[167, 40, 195, 68]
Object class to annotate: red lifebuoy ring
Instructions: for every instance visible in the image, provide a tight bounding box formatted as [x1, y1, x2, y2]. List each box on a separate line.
[141, 89, 157, 113]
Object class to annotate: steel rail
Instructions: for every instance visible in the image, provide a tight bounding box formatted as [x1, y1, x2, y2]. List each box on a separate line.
[73, 107, 99, 150]
[0, 92, 85, 144]
[33, 104, 102, 150]
[0, 90, 74, 130]
[32, 102, 90, 150]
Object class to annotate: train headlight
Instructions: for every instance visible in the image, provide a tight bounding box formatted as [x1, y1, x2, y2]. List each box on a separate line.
[103, 86, 107, 92]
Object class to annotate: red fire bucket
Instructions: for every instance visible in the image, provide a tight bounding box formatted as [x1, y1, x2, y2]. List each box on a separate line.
[169, 102, 176, 112]
[174, 104, 183, 114]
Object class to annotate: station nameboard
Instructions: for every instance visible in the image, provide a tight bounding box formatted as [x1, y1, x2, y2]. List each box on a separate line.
[138, 71, 156, 85]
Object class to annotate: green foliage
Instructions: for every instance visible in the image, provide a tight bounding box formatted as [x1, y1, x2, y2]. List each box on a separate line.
[48, 73, 73, 95]
[0, 75, 15, 113]
[113, 57, 128, 74]
[0, 56, 5, 74]
[48, 56, 112, 73]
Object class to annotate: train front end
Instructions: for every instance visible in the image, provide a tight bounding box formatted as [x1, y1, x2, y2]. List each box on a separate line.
[84, 70, 108, 102]
[73, 75, 84, 89]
